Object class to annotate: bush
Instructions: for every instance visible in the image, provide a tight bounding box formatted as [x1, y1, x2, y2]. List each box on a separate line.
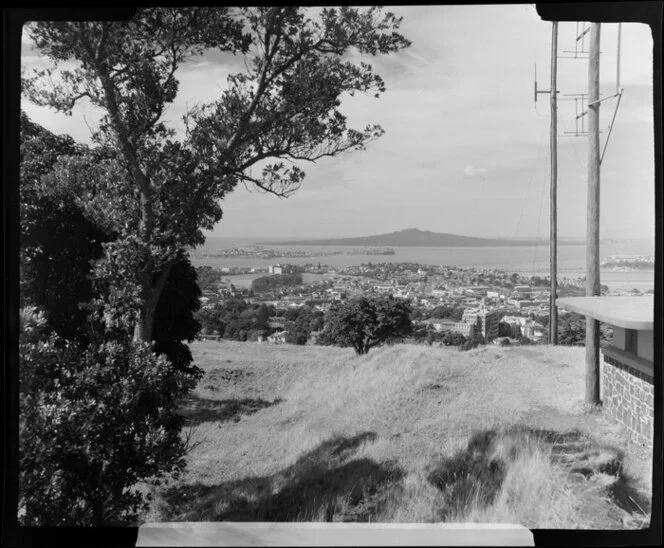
[19, 307, 199, 526]
[440, 331, 467, 347]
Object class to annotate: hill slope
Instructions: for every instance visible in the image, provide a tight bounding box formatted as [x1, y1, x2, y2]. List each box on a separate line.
[146, 341, 652, 528]
[261, 228, 552, 247]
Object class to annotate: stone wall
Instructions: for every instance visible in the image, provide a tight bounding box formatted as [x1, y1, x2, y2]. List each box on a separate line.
[602, 353, 654, 447]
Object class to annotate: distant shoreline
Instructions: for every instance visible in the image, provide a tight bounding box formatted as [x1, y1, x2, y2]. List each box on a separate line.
[256, 241, 586, 247]
[257, 228, 583, 247]
[201, 236, 653, 247]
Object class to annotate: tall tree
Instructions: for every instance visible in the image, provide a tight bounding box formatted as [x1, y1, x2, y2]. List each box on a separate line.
[19, 114, 207, 525]
[23, 7, 410, 343]
[20, 112, 112, 343]
[20, 113, 202, 372]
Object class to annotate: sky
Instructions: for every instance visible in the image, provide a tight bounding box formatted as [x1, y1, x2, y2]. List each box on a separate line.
[21, 5, 656, 241]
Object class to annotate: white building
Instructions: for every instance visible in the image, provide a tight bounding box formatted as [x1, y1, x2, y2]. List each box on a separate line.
[267, 330, 287, 344]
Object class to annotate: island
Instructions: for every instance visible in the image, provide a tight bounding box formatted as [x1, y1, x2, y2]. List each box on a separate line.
[260, 228, 577, 247]
[601, 255, 654, 270]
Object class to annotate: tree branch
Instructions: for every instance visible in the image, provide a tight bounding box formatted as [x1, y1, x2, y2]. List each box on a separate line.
[236, 172, 298, 198]
[224, 9, 285, 154]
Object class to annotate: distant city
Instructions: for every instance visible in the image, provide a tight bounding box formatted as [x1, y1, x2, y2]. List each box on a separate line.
[195, 259, 655, 346]
[195, 246, 396, 260]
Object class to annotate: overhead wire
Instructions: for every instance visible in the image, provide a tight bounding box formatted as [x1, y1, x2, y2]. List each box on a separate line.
[532, 141, 549, 276]
[513, 121, 549, 240]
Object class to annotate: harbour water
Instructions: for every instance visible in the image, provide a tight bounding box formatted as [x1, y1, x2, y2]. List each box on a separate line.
[192, 237, 655, 292]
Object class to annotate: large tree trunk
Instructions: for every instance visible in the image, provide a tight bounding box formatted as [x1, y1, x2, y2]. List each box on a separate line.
[133, 263, 173, 343]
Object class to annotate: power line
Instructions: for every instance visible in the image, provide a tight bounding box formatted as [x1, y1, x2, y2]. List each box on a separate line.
[513, 123, 548, 240]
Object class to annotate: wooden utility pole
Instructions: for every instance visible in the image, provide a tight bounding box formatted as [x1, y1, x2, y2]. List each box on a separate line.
[549, 21, 559, 345]
[585, 22, 601, 405]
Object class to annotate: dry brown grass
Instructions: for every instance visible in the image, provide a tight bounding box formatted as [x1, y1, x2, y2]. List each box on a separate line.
[144, 341, 652, 528]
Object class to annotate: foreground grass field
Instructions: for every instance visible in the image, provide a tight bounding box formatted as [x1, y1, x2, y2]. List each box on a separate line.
[145, 341, 652, 528]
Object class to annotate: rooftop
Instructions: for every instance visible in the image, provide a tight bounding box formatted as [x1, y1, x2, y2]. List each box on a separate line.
[556, 296, 654, 331]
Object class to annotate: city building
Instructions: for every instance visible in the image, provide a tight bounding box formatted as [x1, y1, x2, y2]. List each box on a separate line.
[268, 317, 286, 329]
[452, 321, 476, 338]
[506, 298, 548, 310]
[269, 264, 283, 274]
[466, 286, 490, 296]
[522, 321, 545, 341]
[501, 316, 525, 338]
[267, 330, 287, 344]
[513, 285, 531, 294]
[419, 318, 457, 333]
[462, 300, 502, 341]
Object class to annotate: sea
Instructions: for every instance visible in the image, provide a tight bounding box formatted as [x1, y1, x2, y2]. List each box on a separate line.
[191, 237, 655, 293]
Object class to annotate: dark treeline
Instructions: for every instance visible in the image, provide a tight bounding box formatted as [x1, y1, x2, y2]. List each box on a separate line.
[530, 312, 613, 346]
[197, 300, 324, 344]
[197, 297, 602, 350]
[251, 273, 303, 293]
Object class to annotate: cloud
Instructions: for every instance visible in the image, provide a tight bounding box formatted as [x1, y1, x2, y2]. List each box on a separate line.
[463, 165, 489, 177]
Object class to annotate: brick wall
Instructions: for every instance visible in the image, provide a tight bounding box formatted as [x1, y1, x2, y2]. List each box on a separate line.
[602, 353, 654, 447]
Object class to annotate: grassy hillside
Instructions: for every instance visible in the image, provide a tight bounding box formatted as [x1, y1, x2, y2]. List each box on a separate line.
[145, 341, 652, 528]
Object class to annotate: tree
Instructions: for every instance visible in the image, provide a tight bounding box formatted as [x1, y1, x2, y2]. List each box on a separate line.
[517, 335, 533, 346]
[19, 112, 112, 344]
[497, 321, 512, 338]
[284, 305, 321, 345]
[195, 266, 223, 292]
[285, 321, 310, 345]
[251, 273, 303, 294]
[19, 115, 208, 525]
[428, 304, 463, 321]
[151, 255, 202, 374]
[19, 307, 197, 526]
[197, 304, 227, 337]
[321, 295, 412, 355]
[254, 303, 274, 332]
[21, 114, 202, 373]
[440, 331, 466, 347]
[23, 7, 410, 343]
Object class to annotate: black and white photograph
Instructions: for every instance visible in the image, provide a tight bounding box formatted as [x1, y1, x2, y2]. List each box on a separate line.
[10, 3, 661, 546]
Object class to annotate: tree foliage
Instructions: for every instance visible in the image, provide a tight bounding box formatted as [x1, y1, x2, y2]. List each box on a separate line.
[554, 313, 613, 347]
[321, 295, 412, 355]
[440, 331, 467, 347]
[19, 114, 205, 525]
[23, 7, 410, 342]
[20, 113, 203, 372]
[196, 266, 224, 292]
[19, 8, 410, 524]
[251, 273, 303, 293]
[19, 308, 197, 526]
[152, 255, 202, 374]
[284, 306, 325, 345]
[196, 299, 279, 341]
[427, 304, 464, 321]
[19, 112, 111, 343]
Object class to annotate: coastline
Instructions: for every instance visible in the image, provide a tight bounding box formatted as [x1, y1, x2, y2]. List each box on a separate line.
[190, 242, 654, 293]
